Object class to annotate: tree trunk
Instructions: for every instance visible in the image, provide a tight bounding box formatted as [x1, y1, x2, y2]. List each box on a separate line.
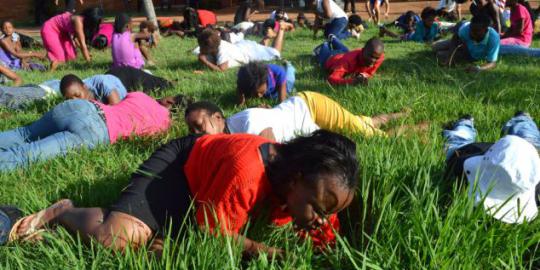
[142, 0, 159, 33]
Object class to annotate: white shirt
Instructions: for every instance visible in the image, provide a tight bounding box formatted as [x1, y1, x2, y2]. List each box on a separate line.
[226, 96, 320, 143]
[316, 0, 348, 20]
[437, 0, 457, 12]
[216, 40, 249, 67]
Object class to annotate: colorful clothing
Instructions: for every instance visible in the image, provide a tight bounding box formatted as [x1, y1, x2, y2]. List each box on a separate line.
[92, 23, 114, 47]
[41, 12, 76, 62]
[264, 63, 295, 99]
[83, 75, 128, 103]
[458, 23, 500, 62]
[98, 92, 170, 143]
[409, 21, 441, 42]
[501, 3, 533, 47]
[197, 9, 217, 27]
[324, 48, 385, 85]
[112, 31, 145, 69]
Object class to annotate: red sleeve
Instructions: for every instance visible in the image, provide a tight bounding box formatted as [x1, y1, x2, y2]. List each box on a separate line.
[359, 53, 384, 78]
[327, 67, 356, 85]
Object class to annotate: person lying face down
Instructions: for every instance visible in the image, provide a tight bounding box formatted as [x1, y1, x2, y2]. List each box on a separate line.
[313, 36, 385, 85]
[60, 74, 128, 105]
[236, 61, 296, 105]
[6, 130, 359, 258]
[443, 112, 540, 223]
[0, 91, 190, 172]
[184, 91, 412, 143]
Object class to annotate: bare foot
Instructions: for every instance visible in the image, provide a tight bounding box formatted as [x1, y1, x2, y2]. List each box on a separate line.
[14, 199, 74, 238]
[50, 61, 60, 72]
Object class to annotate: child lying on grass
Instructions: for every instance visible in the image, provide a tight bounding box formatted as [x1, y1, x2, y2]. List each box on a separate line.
[3, 130, 359, 259]
[379, 7, 441, 43]
[236, 61, 295, 105]
[442, 112, 540, 223]
[313, 36, 385, 86]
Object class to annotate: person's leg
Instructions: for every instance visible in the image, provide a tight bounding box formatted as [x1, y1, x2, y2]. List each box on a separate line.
[0, 85, 47, 110]
[442, 116, 477, 160]
[324, 18, 349, 39]
[501, 112, 540, 149]
[373, 0, 381, 24]
[329, 35, 350, 52]
[371, 109, 410, 128]
[350, 0, 357, 13]
[379, 26, 400, 38]
[137, 40, 156, 66]
[500, 37, 530, 47]
[315, 42, 333, 66]
[499, 45, 540, 57]
[432, 39, 452, 52]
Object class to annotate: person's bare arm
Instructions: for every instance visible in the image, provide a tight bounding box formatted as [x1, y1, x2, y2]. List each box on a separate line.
[0, 65, 22, 86]
[233, 234, 283, 259]
[258, 127, 277, 141]
[0, 40, 43, 60]
[322, 0, 333, 18]
[72, 16, 91, 61]
[467, 62, 496, 73]
[106, 90, 121, 105]
[277, 82, 287, 102]
[198, 54, 228, 72]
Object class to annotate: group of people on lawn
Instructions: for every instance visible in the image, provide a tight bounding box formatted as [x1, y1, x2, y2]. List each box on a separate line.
[0, 0, 539, 260]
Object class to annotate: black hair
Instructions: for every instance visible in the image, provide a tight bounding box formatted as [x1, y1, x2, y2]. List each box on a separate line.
[139, 20, 156, 32]
[471, 13, 492, 28]
[184, 101, 225, 118]
[59, 74, 84, 95]
[0, 20, 11, 28]
[237, 62, 268, 98]
[365, 37, 384, 52]
[114, 13, 131, 33]
[183, 7, 199, 30]
[274, 8, 285, 20]
[91, 34, 108, 49]
[267, 129, 359, 191]
[455, 0, 468, 3]
[167, 94, 194, 112]
[420, 7, 437, 21]
[348, 14, 363, 26]
[197, 28, 221, 55]
[297, 12, 307, 20]
[80, 7, 104, 42]
[404, 10, 417, 21]
[262, 18, 276, 35]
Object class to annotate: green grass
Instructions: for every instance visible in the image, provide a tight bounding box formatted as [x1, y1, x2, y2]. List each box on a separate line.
[1, 26, 540, 269]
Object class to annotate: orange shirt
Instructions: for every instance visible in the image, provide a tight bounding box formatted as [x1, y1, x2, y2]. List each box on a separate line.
[183, 134, 340, 247]
[325, 48, 385, 85]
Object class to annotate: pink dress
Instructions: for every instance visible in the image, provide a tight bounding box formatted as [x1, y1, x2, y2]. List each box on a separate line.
[97, 92, 170, 144]
[501, 4, 533, 47]
[92, 23, 114, 47]
[111, 31, 145, 69]
[41, 12, 77, 62]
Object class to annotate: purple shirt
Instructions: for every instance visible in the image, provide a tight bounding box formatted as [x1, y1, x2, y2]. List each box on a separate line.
[264, 64, 287, 99]
[111, 31, 145, 69]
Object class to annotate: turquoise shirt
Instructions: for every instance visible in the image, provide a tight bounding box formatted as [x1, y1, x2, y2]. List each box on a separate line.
[410, 21, 440, 42]
[458, 23, 500, 62]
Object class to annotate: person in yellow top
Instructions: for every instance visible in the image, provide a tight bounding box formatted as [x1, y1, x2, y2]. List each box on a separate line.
[184, 91, 414, 142]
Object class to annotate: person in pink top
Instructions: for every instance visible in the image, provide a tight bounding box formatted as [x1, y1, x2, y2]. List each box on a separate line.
[500, 0, 533, 47]
[112, 13, 155, 69]
[0, 77, 192, 172]
[40, 7, 103, 71]
[91, 22, 114, 50]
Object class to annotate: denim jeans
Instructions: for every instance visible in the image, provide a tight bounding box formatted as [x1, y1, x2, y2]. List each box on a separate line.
[443, 115, 540, 160]
[0, 85, 47, 110]
[0, 99, 110, 172]
[285, 61, 296, 93]
[324, 17, 350, 40]
[499, 45, 540, 57]
[315, 37, 350, 67]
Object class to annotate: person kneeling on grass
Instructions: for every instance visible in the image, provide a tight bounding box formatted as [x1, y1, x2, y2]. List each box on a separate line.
[3, 130, 359, 258]
[184, 91, 418, 143]
[196, 23, 287, 72]
[112, 13, 156, 69]
[379, 7, 442, 43]
[313, 36, 385, 86]
[236, 61, 296, 105]
[432, 14, 500, 73]
[442, 112, 540, 223]
[0, 92, 190, 172]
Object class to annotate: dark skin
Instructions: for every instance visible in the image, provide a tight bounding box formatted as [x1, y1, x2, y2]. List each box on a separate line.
[0, 22, 47, 67]
[466, 24, 497, 72]
[0, 64, 22, 86]
[502, 0, 525, 39]
[353, 43, 384, 85]
[237, 77, 287, 106]
[379, 16, 435, 41]
[62, 82, 121, 105]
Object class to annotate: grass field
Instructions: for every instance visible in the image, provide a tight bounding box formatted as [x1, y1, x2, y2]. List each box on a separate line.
[0, 25, 539, 269]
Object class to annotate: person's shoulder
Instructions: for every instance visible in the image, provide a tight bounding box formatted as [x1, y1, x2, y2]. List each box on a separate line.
[458, 23, 469, 38]
[487, 27, 500, 42]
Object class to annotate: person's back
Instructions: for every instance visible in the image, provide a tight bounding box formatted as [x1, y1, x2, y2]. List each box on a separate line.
[112, 31, 145, 69]
[458, 22, 500, 62]
[83, 74, 128, 103]
[45, 12, 74, 34]
[97, 92, 170, 143]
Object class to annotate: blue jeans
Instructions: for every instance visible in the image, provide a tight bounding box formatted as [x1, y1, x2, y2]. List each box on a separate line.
[499, 45, 540, 57]
[324, 17, 350, 40]
[443, 115, 540, 160]
[0, 99, 110, 172]
[0, 85, 47, 110]
[285, 61, 296, 93]
[315, 37, 350, 67]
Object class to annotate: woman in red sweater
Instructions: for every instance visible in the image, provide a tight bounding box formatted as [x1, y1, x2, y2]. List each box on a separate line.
[5, 130, 358, 257]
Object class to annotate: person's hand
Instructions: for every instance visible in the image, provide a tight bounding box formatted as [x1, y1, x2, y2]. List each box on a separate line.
[258, 103, 272, 109]
[279, 21, 294, 31]
[34, 52, 47, 60]
[466, 65, 481, 73]
[354, 74, 368, 85]
[193, 70, 204, 75]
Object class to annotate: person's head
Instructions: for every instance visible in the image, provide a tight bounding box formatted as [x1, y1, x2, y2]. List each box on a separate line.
[262, 19, 277, 38]
[361, 37, 384, 66]
[139, 20, 156, 33]
[1, 21, 14, 36]
[404, 11, 417, 26]
[197, 28, 221, 55]
[274, 9, 286, 21]
[420, 7, 437, 28]
[184, 101, 226, 134]
[237, 62, 268, 100]
[114, 13, 132, 33]
[60, 74, 93, 101]
[470, 14, 491, 42]
[91, 34, 108, 49]
[80, 7, 104, 40]
[157, 94, 194, 112]
[348, 14, 365, 32]
[267, 130, 359, 230]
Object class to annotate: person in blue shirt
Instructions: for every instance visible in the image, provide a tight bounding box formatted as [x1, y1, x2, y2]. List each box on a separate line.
[379, 7, 441, 43]
[433, 14, 499, 72]
[60, 74, 128, 105]
[236, 61, 295, 105]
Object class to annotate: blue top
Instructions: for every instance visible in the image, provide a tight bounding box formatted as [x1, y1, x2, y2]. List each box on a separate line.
[264, 64, 287, 99]
[410, 21, 440, 42]
[40, 75, 128, 104]
[458, 23, 500, 62]
[396, 14, 420, 33]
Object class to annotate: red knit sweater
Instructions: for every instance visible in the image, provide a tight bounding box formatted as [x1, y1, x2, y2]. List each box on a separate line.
[325, 48, 385, 85]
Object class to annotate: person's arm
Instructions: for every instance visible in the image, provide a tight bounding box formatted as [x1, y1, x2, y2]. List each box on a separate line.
[258, 127, 276, 141]
[322, 0, 333, 19]
[237, 92, 246, 106]
[0, 65, 22, 86]
[72, 16, 91, 61]
[277, 81, 287, 102]
[328, 67, 356, 85]
[106, 90, 121, 105]
[198, 54, 228, 72]
[0, 40, 44, 60]
[467, 61, 496, 72]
